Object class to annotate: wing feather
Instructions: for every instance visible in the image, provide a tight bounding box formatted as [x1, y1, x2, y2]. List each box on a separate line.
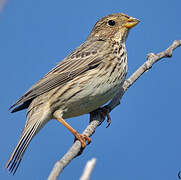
[10, 39, 106, 112]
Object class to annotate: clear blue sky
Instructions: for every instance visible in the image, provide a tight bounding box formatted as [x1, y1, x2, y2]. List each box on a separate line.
[1, 0, 181, 179]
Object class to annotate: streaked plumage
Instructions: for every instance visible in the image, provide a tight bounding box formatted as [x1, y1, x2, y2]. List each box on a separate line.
[6, 13, 139, 174]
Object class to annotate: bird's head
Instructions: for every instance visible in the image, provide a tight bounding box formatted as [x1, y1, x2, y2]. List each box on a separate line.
[88, 13, 139, 42]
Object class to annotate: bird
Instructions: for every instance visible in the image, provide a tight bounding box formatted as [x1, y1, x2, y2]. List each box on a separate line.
[5, 13, 139, 174]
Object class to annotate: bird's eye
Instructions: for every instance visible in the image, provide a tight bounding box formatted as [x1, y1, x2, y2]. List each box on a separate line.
[108, 20, 115, 26]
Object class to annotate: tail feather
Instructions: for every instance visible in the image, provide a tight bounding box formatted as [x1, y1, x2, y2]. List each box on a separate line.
[5, 121, 41, 174]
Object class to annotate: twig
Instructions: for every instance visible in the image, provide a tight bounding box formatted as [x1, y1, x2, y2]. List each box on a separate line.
[47, 40, 181, 180]
[79, 158, 97, 180]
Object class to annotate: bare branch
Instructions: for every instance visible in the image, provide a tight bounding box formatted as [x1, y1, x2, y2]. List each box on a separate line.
[47, 40, 181, 180]
[79, 158, 97, 180]
[123, 40, 181, 91]
[108, 40, 181, 111]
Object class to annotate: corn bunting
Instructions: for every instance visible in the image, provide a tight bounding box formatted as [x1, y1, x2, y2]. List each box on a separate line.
[6, 13, 139, 174]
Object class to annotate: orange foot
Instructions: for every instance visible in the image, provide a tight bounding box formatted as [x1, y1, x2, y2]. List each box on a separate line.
[74, 131, 91, 148]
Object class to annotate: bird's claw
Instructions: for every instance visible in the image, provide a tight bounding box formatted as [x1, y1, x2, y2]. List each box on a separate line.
[96, 106, 111, 128]
[102, 106, 111, 128]
[74, 131, 91, 148]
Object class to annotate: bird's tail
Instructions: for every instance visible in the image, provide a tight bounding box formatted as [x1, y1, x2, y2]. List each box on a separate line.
[5, 120, 42, 175]
[5, 98, 50, 175]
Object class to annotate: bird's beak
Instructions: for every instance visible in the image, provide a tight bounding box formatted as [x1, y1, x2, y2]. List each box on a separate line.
[123, 17, 140, 29]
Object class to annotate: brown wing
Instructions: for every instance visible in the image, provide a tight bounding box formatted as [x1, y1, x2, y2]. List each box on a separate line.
[10, 38, 106, 112]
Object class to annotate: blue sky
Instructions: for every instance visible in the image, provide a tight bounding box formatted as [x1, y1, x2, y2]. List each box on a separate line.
[1, 0, 181, 179]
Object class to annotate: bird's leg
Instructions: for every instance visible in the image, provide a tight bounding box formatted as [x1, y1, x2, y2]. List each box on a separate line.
[100, 106, 111, 128]
[90, 105, 111, 128]
[56, 117, 91, 148]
